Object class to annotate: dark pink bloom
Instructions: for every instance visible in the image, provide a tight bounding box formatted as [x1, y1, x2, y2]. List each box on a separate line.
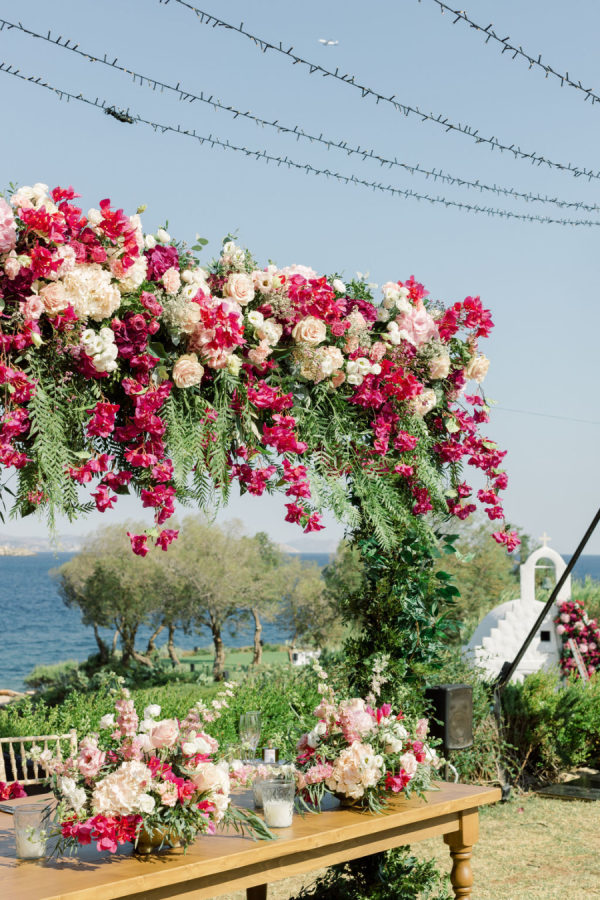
[127, 532, 149, 556]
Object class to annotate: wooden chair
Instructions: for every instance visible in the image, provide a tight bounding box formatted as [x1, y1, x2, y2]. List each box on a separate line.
[0, 731, 77, 786]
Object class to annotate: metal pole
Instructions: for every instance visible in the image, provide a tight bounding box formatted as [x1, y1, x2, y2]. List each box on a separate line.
[495, 506, 600, 691]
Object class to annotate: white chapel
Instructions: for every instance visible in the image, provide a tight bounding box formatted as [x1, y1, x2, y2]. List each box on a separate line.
[464, 534, 568, 682]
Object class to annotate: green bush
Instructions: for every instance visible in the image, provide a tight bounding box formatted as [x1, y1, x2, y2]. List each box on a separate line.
[501, 669, 600, 783]
[289, 849, 451, 900]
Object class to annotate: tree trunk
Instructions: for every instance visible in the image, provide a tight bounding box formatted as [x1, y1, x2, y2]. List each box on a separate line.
[146, 621, 165, 656]
[111, 629, 119, 655]
[251, 608, 263, 665]
[92, 623, 109, 665]
[119, 623, 153, 668]
[167, 623, 180, 665]
[212, 626, 226, 681]
[286, 638, 296, 664]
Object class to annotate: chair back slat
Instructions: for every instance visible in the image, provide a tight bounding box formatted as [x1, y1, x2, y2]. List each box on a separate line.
[0, 732, 79, 786]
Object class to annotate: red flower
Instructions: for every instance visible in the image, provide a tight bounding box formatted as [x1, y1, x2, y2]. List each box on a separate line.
[127, 532, 149, 556]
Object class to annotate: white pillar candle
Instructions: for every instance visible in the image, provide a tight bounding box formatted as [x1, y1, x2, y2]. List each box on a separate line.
[15, 829, 46, 859]
[263, 798, 294, 828]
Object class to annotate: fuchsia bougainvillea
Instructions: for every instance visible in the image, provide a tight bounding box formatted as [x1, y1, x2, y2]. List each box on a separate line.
[0, 182, 518, 554]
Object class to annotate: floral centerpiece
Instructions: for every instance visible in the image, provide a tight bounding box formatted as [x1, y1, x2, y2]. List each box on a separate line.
[294, 666, 439, 812]
[0, 181, 516, 557]
[555, 598, 600, 678]
[32, 686, 272, 854]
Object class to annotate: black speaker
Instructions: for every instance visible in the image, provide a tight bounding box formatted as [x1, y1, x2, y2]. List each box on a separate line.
[424, 684, 473, 752]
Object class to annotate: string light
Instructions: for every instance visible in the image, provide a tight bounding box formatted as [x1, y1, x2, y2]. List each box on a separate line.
[1, 60, 599, 226]
[1, 16, 599, 214]
[157, 0, 600, 182]
[418, 0, 600, 107]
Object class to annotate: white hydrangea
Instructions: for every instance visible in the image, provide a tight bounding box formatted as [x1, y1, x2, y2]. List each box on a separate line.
[116, 255, 148, 293]
[63, 264, 121, 322]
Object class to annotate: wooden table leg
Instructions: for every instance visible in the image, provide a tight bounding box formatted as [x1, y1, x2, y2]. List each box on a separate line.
[444, 809, 479, 899]
[246, 885, 267, 900]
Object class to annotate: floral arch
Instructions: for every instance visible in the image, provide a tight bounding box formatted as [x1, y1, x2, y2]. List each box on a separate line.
[0, 182, 518, 558]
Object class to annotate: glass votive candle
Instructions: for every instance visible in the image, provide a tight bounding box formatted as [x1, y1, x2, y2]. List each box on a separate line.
[13, 803, 51, 859]
[261, 778, 295, 828]
[252, 763, 295, 809]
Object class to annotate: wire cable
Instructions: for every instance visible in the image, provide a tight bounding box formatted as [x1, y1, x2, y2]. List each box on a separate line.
[157, 0, 600, 182]
[418, 0, 600, 108]
[1, 60, 599, 226]
[1, 16, 599, 214]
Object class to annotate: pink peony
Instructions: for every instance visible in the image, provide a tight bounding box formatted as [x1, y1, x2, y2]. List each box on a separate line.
[21, 295, 44, 320]
[395, 304, 439, 347]
[162, 266, 181, 295]
[0, 198, 17, 253]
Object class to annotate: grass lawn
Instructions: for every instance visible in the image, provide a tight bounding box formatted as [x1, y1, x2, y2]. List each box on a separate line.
[182, 647, 290, 672]
[215, 793, 600, 900]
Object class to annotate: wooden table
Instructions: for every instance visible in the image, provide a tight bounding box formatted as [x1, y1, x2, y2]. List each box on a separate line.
[0, 782, 500, 900]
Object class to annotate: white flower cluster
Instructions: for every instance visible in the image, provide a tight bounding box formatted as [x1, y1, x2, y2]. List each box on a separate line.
[345, 356, 381, 386]
[381, 282, 411, 312]
[220, 240, 247, 271]
[144, 227, 172, 250]
[384, 320, 412, 346]
[58, 776, 87, 814]
[11, 182, 56, 213]
[81, 327, 118, 373]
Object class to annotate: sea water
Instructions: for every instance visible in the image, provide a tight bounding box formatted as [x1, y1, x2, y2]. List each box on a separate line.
[0, 552, 331, 690]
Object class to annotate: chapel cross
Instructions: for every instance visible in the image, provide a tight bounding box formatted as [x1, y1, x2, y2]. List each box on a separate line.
[540, 531, 551, 547]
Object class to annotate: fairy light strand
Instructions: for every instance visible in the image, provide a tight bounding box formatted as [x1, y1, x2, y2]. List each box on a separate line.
[1, 61, 599, 226]
[418, 0, 600, 107]
[155, 0, 600, 182]
[1, 16, 599, 213]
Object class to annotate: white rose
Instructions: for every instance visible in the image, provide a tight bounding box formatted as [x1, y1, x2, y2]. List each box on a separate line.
[332, 278, 346, 293]
[247, 310, 264, 328]
[465, 354, 490, 384]
[371, 363, 382, 375]
[257, 319, 282, 346]
[137, 794, 156, 814]
[292, 316, 327, 345]
[144, 234, 157, 250]
[377, 308, 390, 322]
[156, 228, 171, 243]
[224, 272, 255, 306]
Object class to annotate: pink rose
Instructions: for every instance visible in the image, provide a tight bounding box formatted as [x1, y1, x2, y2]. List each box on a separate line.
[149, 719, 180, 749]
[162, 266, 181, 295]
[248, 340, 271, 366]
[0, 198, 16, 253]
[172, 353, 204, 388]
[3, 251, 20, 279]
[22, 295, 44, 320]
[399, 751, 418, 777]
[223, 273, 255, 306]
[292, 316, 327, 345]
[39, 282, 69, 315]
[77, 737, 106, 779]
[465, 354, 490, 383]
[395, 305, 439, 347]
[415, 718, 429, 739]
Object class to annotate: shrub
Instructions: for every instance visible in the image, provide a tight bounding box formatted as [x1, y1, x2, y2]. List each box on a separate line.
[289, 849, 451, 900]
[501, 669, 600, 783]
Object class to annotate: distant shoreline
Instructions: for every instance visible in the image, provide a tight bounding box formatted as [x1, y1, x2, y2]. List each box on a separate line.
[0, 546, 37, 557]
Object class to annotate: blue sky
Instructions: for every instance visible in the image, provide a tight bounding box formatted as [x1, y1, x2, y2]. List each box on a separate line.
[0, 0, 599, 552]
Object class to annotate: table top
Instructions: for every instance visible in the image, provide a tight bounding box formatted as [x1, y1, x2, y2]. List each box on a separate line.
[0, 782, 501, 900]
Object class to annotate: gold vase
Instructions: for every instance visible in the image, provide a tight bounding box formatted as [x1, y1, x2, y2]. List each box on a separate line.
[134, 825, 183, 855]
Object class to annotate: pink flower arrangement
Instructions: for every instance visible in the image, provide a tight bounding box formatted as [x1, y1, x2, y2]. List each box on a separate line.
[34, 685, 270, 853]
[555, 598, 600, 678]
[0, 781, 26, 800]
[295, 665, 439, 812]
[0, 181, 515, 556]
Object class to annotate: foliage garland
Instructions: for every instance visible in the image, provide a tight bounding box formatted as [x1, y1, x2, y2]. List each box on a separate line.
[0, 181, 518, 556]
